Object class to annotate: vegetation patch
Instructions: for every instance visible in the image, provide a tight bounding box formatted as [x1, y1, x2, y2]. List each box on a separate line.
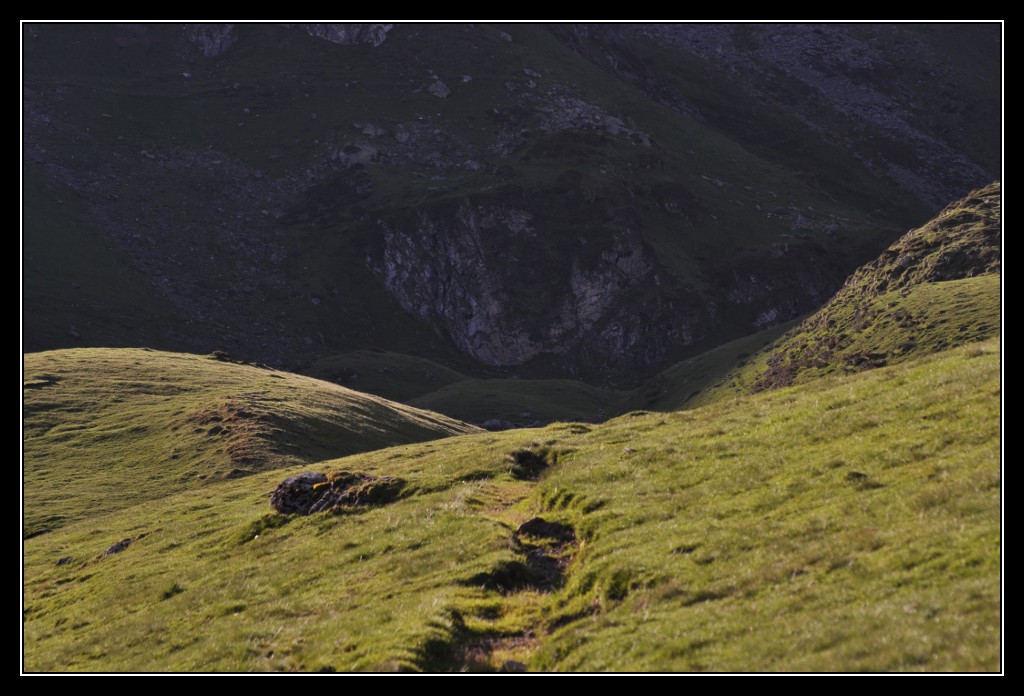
[302, 350, 470, 403]
[505, 447, 559, 481]
[409, 378, 628, 427]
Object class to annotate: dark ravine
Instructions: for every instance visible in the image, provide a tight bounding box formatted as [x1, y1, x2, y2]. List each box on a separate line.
[22, 22, 1001, 379]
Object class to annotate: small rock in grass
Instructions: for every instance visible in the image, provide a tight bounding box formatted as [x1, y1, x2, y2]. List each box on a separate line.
[102, 538, 133, 557]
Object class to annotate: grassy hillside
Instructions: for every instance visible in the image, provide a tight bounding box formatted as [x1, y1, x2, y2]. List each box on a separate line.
[528, 339, 1000, 672]
[689, 182, 1000, 405]
[409, 378, 629, 427]
[23, 338, 1000, 672]
[624, 322, 795, 413]
[302, 349, 470, 403]
[23, 348, 478, 537]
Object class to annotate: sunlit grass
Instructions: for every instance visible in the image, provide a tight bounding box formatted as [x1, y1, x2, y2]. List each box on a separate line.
[24, 339, 999, 672]
[693, 182, 1000, 405]
[23, 348, 478, 536]
[530, 338, 1000, 672]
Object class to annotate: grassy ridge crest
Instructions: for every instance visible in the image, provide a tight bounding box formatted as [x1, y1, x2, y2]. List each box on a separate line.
[23, 347, 478, 536]
[678, 182, 1000, 406]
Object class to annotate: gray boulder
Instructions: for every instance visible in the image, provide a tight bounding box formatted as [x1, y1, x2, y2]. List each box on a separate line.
[428, 80, 452, 98]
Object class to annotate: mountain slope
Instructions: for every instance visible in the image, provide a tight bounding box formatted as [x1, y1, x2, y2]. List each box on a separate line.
[557, 24, 1000, 210]
[22, 23, 1000, 376]
[23, 347, 478, 537]
[22, 170, 197, 354]
[23, 337, 999, 672]
[408, 377, 628, 427]
[530, 338, 1000, 672]
[649, 182, 1001, 409]
[301, 349, 470, 403]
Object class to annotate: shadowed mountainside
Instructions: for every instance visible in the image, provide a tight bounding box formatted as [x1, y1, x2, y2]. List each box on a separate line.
[22, 23, 1000, 378]
[638, 181, 1001, 411]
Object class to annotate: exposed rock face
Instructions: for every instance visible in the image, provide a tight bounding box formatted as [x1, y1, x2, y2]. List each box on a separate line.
[287, 23, 394, 47]
[372, 200, 706, 368]
[182, 24, 238, 57]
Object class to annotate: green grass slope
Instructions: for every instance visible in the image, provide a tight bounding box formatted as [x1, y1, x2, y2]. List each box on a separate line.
[23, 348, 478, 537]
[302, 349, 470, 403]
[529, 339, 1000, 672]
[23, 338, 1000, 672]
[409, 378, 629, 427]
[623, 322, 795, 413]
[23, 446, 524, 671]
[693, 182, 1000, 405]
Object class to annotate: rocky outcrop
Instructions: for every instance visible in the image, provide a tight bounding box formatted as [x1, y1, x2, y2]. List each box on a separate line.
[537, 92, 651, 146]
[270, 471, 405, 515]
[375, 204, 538, 365]
[182, 24, 238, 57]
[371, 200, 706, 369]
[428, 79, 452, 98]
[181, 23, 394, 57]
[286, 23, 394, 47]
[101, 538, 134, 557]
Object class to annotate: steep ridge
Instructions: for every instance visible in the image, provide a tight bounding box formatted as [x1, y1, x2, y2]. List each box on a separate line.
[645, 182, 1001, 410]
